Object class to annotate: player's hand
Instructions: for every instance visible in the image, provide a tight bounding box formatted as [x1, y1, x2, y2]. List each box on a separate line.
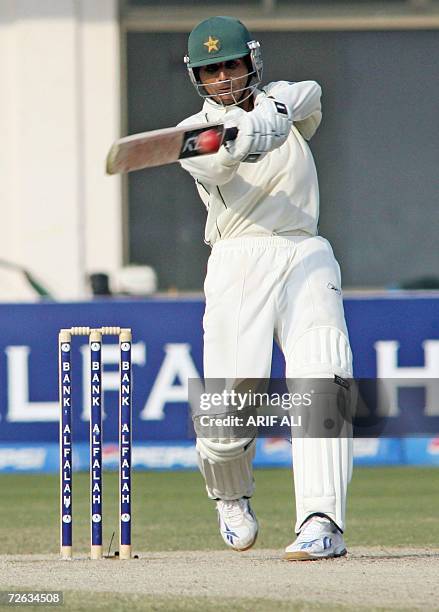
[223, 98, 292, 163]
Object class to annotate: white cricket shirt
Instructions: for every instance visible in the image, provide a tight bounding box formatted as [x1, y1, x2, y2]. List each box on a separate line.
[179, 81, 322, 246]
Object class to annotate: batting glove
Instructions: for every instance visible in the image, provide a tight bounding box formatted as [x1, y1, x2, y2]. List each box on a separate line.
[224, 97, 292, 163]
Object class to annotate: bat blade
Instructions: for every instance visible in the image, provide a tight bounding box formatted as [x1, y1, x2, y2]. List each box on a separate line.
[106, 123, 225, 175]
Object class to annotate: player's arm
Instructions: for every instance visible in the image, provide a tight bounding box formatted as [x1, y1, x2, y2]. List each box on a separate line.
[179, 100, 292, 183]
[179, 142, 241, 186]
[264, 80, 322, 140]
[177, 116, 240, 185]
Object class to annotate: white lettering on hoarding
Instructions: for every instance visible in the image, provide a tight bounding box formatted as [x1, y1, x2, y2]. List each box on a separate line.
[140, 343, 201, 420]
[4, 342, 146, 423]
[374, 340, 439, 416]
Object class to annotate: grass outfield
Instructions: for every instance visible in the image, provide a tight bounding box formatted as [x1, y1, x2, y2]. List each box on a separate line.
[0, 466, 438, 555]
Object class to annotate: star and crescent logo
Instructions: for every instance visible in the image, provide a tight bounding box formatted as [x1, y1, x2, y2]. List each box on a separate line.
[203, 36, 220, 53]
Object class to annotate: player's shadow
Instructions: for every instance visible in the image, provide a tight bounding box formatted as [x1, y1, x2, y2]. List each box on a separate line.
[350, 550, 439, 561]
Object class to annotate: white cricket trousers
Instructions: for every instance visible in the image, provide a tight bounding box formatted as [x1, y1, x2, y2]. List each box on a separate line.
[202, 235, 353, 532]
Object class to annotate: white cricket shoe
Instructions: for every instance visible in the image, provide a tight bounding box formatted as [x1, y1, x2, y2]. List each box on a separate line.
[284, 516, 347, 561]
[216, 498, 258, 551]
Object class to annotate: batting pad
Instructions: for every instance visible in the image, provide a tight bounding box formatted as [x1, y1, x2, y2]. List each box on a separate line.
[292, 435, 352, 533]
[287, 326, 353, 532]
[196, 437, 256, 501]
[286, 326, 353, 379]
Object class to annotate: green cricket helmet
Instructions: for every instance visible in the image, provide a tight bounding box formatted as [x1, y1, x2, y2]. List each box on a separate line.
[184, 16, 263, 106]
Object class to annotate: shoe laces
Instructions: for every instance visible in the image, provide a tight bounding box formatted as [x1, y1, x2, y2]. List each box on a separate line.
[218, 499, 248, 526]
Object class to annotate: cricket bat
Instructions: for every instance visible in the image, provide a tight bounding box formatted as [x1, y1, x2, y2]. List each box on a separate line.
[106, 123, 238, 175]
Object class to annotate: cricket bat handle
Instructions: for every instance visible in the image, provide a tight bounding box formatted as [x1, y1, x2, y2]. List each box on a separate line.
[222, 126, 262, 163]
[223, 127, 238, 144]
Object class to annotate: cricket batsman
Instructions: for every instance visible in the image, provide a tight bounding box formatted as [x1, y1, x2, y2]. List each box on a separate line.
[179, 16, 353, 561]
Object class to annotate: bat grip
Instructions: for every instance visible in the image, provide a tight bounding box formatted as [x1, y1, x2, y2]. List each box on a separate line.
[223, 127, 238, 142]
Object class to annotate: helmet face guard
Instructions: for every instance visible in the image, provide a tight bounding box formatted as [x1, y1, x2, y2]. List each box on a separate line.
[184, 41, 263, 107]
